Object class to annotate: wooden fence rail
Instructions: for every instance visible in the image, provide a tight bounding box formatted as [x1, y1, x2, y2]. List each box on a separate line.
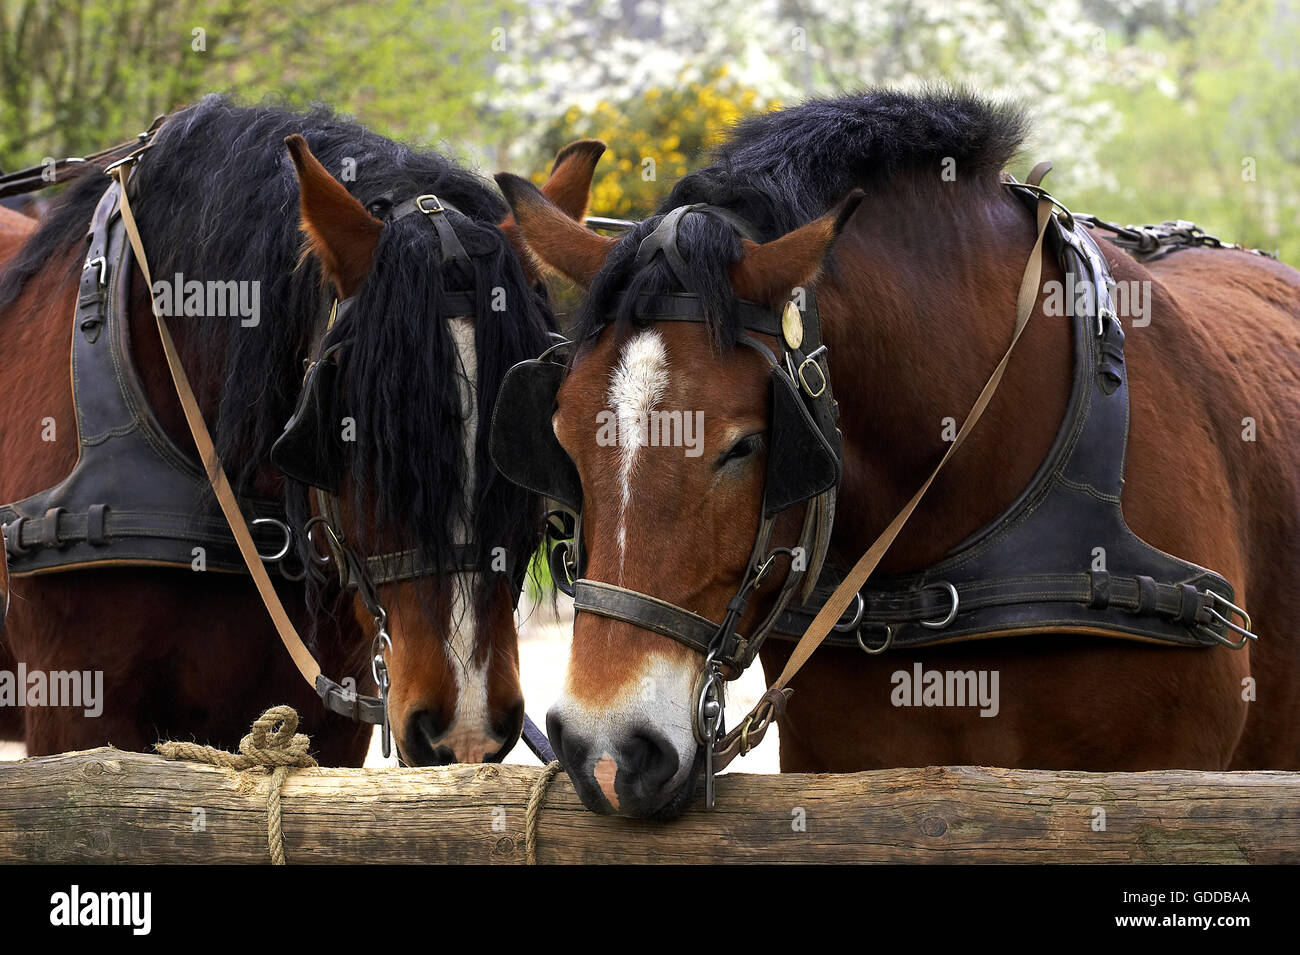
[0, 747, 1297, 863]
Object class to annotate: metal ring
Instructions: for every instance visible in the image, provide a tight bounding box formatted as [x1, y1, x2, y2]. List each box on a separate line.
[856, 623, 894, 655]
[302, 516, 336, 567]
[833, 592, 865, 633]
[694, 666, 725, 745]
[252, 517, 292, 563]
[370, 629, 393, 687]
[920, 582, 960, 630]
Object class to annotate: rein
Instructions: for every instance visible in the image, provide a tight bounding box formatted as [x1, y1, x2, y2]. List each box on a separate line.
[0, 115, 166, 200]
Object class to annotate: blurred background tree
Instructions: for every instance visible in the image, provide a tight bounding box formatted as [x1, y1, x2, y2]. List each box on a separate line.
[0, 0, 516, 168]
[1, 0, 1296, 260]
[533, 67, 774, 220]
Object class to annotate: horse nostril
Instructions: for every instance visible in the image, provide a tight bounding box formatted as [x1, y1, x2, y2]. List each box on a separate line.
[492, 699, 524, 745]
[412, 709, 448, 743]
[621, 729, 679, 792]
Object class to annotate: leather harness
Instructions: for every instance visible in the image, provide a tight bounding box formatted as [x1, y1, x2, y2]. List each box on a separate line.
[1, 178, 292, 576]
[772, 182, 1255, 655]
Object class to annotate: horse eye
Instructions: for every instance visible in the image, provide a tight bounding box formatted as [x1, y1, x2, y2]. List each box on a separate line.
[367, 198, 392, 219]
[717, 434, 762, 468]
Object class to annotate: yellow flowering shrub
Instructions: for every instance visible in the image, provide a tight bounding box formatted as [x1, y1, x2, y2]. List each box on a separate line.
[534, 69, 776, 219]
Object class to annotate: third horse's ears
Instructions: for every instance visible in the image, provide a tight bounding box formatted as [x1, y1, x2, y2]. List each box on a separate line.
[499, 139, 608, 283]
[730, 189, 865, 310]
[496, 171, 617, 287]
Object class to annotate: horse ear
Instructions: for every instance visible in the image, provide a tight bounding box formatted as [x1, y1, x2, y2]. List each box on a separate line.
[730, 189, 866, 309]
[495, 171, 617, 287]
[285, 134, 383, 299]
[499, 140, 607, 283]
[543, 139, 606, 221]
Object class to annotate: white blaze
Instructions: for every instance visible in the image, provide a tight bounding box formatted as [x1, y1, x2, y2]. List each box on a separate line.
[440, 318, 491, 760]
[606, 330, 669, 575]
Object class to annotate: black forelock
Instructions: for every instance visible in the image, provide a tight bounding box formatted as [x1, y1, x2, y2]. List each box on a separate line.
[570, 88, 1027, 348]
[308, 206, 554, 597]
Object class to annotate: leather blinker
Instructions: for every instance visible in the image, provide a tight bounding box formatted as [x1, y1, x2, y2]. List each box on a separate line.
[488, 357, 581, 510]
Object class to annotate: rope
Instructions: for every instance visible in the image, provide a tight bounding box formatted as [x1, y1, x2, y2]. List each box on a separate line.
[155, 705, 317, 865]
[525, 760, 563, 865]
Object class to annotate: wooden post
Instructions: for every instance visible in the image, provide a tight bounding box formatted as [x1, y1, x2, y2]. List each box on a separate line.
[0, 748, 1296, 863]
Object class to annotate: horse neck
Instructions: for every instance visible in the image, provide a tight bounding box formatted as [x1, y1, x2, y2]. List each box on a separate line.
[819, 181, 1072, 573]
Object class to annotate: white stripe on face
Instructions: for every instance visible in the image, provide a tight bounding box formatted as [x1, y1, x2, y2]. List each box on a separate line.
[606, 330, 669, 577]
[440, 319, 493, 759]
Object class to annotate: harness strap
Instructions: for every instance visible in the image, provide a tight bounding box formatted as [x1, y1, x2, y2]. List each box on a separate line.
[3, 505, 287, 559]
[775, 571, 1238, 650]
[0, 115, 166, 200]
[715, 177, 1058, 770]
[112, 163, 334, 697]
[573, 579, 751, 657]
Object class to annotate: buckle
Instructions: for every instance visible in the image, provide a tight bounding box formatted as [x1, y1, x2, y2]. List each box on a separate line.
[415, 194, 445, 215]
[1199, 591, 1257, 650]
[796, 346, 828, 398]
[83, 255, 107, 285]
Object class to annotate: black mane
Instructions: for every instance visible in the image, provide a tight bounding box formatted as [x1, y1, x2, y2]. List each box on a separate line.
[572, 88, 1027, 348]
[0, 95, 553, 619]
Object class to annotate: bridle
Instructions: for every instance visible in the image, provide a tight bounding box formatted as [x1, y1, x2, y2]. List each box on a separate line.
[492, 202, 846, 803]
[269, 191, 536, 756]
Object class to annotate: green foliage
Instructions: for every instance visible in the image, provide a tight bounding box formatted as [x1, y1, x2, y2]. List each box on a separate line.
[1065, 0, 1300, 263]
[0, 0, 515, 167]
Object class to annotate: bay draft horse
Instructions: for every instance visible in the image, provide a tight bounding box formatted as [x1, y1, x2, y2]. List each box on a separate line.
[499, 90, 1300, 817]
[0, 96, 602, 764]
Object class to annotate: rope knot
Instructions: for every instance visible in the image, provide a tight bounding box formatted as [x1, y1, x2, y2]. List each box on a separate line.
[237, 705, 316, 770]
[155, 705, 316, 864]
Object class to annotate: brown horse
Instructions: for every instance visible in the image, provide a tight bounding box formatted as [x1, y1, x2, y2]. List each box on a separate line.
[0, 98, 601, 764]
[497, 90, 1300, 818]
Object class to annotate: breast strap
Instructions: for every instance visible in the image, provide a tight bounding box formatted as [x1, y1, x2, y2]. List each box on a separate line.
[1, 181, 292, 576]
[771, 205, 1254, 652]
